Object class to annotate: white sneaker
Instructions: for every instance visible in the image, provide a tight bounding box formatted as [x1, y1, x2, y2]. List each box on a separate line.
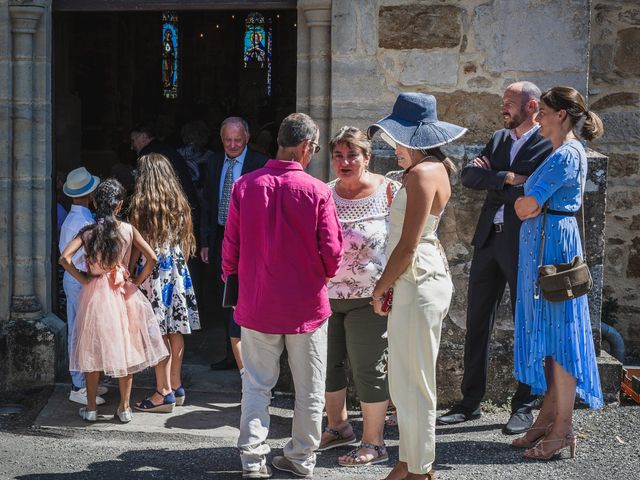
[78, 407, 97, 422]
[97, 384, 109, 396]
[69, 388, 106, 406]
[116, 407, 133, 423]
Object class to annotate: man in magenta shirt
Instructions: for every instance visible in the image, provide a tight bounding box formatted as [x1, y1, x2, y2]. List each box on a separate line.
[222, 113, 343, 479]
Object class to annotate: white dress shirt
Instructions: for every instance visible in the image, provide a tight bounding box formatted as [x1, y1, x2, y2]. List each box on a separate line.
[493, 125, 539, 224]
[59, 205, 94, 272]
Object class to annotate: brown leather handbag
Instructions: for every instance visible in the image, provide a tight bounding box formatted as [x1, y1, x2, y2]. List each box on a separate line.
[535, 152, 592, 302]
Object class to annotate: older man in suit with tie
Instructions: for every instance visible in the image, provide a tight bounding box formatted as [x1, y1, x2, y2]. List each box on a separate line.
[200, 117, 268, 372]
[437, 82, 553, 435]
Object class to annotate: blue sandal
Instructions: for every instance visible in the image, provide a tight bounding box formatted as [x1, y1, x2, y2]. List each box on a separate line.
[173, 385, 185, 406]
[134, 390, 176, 413]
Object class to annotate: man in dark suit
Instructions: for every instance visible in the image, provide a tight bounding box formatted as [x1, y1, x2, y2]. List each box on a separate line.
[437, 82, 553, 434]
[200, 117, 268, 371]
[130, 123, 200, 227]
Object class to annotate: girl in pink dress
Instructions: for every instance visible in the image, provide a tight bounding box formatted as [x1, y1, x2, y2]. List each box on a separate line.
[59, 179, 169, 423]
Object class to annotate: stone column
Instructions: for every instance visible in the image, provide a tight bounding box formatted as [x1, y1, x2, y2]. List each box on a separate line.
[298, 0, 331, 180]
[9, 2, 45, 321]
[2, 1, 64, 391]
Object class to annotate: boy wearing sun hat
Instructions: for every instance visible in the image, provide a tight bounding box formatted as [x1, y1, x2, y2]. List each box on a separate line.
[59, 167, 108, 406]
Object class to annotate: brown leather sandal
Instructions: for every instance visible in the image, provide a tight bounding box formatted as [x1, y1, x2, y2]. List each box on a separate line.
[317, 425, 357, 451]
[338, 442, 389, 467]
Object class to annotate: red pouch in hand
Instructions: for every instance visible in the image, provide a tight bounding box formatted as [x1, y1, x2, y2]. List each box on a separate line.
[381, 289, 393, 313]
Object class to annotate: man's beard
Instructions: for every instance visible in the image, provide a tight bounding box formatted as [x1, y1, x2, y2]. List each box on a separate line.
[503, 108, 526, 129]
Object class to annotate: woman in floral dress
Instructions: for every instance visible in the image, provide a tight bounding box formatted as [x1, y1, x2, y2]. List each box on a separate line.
[129, 153, 200, 412]
[320, 126, 400, 467]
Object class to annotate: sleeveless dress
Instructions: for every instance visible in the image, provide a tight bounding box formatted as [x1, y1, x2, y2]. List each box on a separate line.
[70, 222, 169, 378]
[138, 243, 200, 335]
[514, 140, 603, 409]
[385, 187, 453, 474]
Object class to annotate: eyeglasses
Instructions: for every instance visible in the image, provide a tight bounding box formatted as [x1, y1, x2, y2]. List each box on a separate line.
[309, 141, 321, 154]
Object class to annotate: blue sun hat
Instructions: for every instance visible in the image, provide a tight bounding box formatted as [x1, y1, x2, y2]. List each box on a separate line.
[367, 92, 467, 149]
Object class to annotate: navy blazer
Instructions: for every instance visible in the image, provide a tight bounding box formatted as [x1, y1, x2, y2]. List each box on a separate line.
[460, 128, 553, 249]
[200, 147, 268, 251]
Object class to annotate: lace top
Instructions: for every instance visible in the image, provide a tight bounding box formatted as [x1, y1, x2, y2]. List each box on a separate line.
[327, 178, 400, 299]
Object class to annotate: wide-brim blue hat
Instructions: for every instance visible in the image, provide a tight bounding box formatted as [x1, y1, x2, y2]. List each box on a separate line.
[63, 167, 100, 198]
[367, 92, 467, 149]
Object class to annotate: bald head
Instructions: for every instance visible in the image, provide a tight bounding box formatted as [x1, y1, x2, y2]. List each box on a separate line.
[502, 81, 541, 130]
[220, 116, 250, 159]
[508, 81, 542, 104]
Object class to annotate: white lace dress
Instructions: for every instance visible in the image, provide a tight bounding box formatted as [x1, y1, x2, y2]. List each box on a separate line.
[327, 178, 400, 299]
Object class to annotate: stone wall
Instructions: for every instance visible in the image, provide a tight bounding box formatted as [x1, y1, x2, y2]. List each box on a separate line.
[329, 0, 611, 405]
[590, 1, 640, 362]
[330, 0, 591, 138]
[0, 0, 64, 391]
[330, 0, 592, 292]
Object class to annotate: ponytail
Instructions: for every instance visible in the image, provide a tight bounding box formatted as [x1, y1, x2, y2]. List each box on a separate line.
[541, 86, 605, 141]
[581, 110, 604, 141]
[421, 147, 458, 177]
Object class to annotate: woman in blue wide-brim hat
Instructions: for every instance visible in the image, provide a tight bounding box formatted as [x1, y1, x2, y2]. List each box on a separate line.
[369, 92, 467, 480]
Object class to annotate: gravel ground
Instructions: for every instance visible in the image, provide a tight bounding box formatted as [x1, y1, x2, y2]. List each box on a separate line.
[0, 389, 638, 480]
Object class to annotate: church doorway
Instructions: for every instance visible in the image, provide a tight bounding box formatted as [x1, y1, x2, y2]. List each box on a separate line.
[52, 4, 298, 366]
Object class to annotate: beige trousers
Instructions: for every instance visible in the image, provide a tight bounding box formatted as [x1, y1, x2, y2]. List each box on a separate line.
[387, 242, 452, 474]
[238, 323, 328, 475]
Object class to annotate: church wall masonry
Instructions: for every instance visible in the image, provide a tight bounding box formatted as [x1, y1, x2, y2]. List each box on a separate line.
[324, 0, 618, 405]
[589, 0, 640, 362]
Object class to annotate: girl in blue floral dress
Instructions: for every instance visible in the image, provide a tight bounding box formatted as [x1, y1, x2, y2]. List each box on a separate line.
[513, 86, 604, 460]
[129, 153, 200, 412]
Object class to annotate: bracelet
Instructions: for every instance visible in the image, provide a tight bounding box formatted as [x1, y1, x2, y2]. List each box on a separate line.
[372, 295, 385, 301]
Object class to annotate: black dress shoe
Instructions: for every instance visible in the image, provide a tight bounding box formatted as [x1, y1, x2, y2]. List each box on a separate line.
[503, 411, 534, 434]
[436, 405, 481, 425]
[210, 358, 237, 370]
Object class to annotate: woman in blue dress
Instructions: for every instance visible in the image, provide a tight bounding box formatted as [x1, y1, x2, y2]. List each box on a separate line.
[513, 86, 604, 460]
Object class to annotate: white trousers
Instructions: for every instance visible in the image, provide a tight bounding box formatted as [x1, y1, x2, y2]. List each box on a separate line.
[238, 323, 327, 475]
[388, 243, 452, 474]
[63, 273, 86, 389]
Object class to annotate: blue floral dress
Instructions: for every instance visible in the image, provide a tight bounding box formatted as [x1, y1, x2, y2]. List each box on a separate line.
[514, 140, 603, 409]
[138, 244, 200, 335]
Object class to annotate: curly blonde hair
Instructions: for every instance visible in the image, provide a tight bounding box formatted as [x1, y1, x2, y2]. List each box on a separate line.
[128, 153, 195, 257]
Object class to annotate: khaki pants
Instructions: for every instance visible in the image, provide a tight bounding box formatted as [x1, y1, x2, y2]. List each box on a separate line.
[388, 242, 452, 474]
[238, 323, 328, 475]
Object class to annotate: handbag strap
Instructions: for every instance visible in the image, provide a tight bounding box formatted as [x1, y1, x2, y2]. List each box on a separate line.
[535, 144, 587, 298]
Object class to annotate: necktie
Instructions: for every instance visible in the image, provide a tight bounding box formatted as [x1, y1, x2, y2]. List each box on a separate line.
[218, 157, 237, 225]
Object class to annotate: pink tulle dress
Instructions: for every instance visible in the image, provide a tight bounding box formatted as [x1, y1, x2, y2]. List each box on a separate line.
[70, 222, 169, 378]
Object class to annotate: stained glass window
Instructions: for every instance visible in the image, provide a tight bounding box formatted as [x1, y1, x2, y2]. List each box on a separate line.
[243, 12, 267, 68]
[162, 12, 179, 99]
[243, 12, 273, 96]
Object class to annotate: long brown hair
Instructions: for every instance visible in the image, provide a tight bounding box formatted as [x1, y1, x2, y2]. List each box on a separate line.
[540, 86, 604, 141]
[129, 153, 195, 257]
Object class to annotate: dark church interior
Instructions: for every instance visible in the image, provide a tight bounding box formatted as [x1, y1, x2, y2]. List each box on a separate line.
[53, 8, 297, 363]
